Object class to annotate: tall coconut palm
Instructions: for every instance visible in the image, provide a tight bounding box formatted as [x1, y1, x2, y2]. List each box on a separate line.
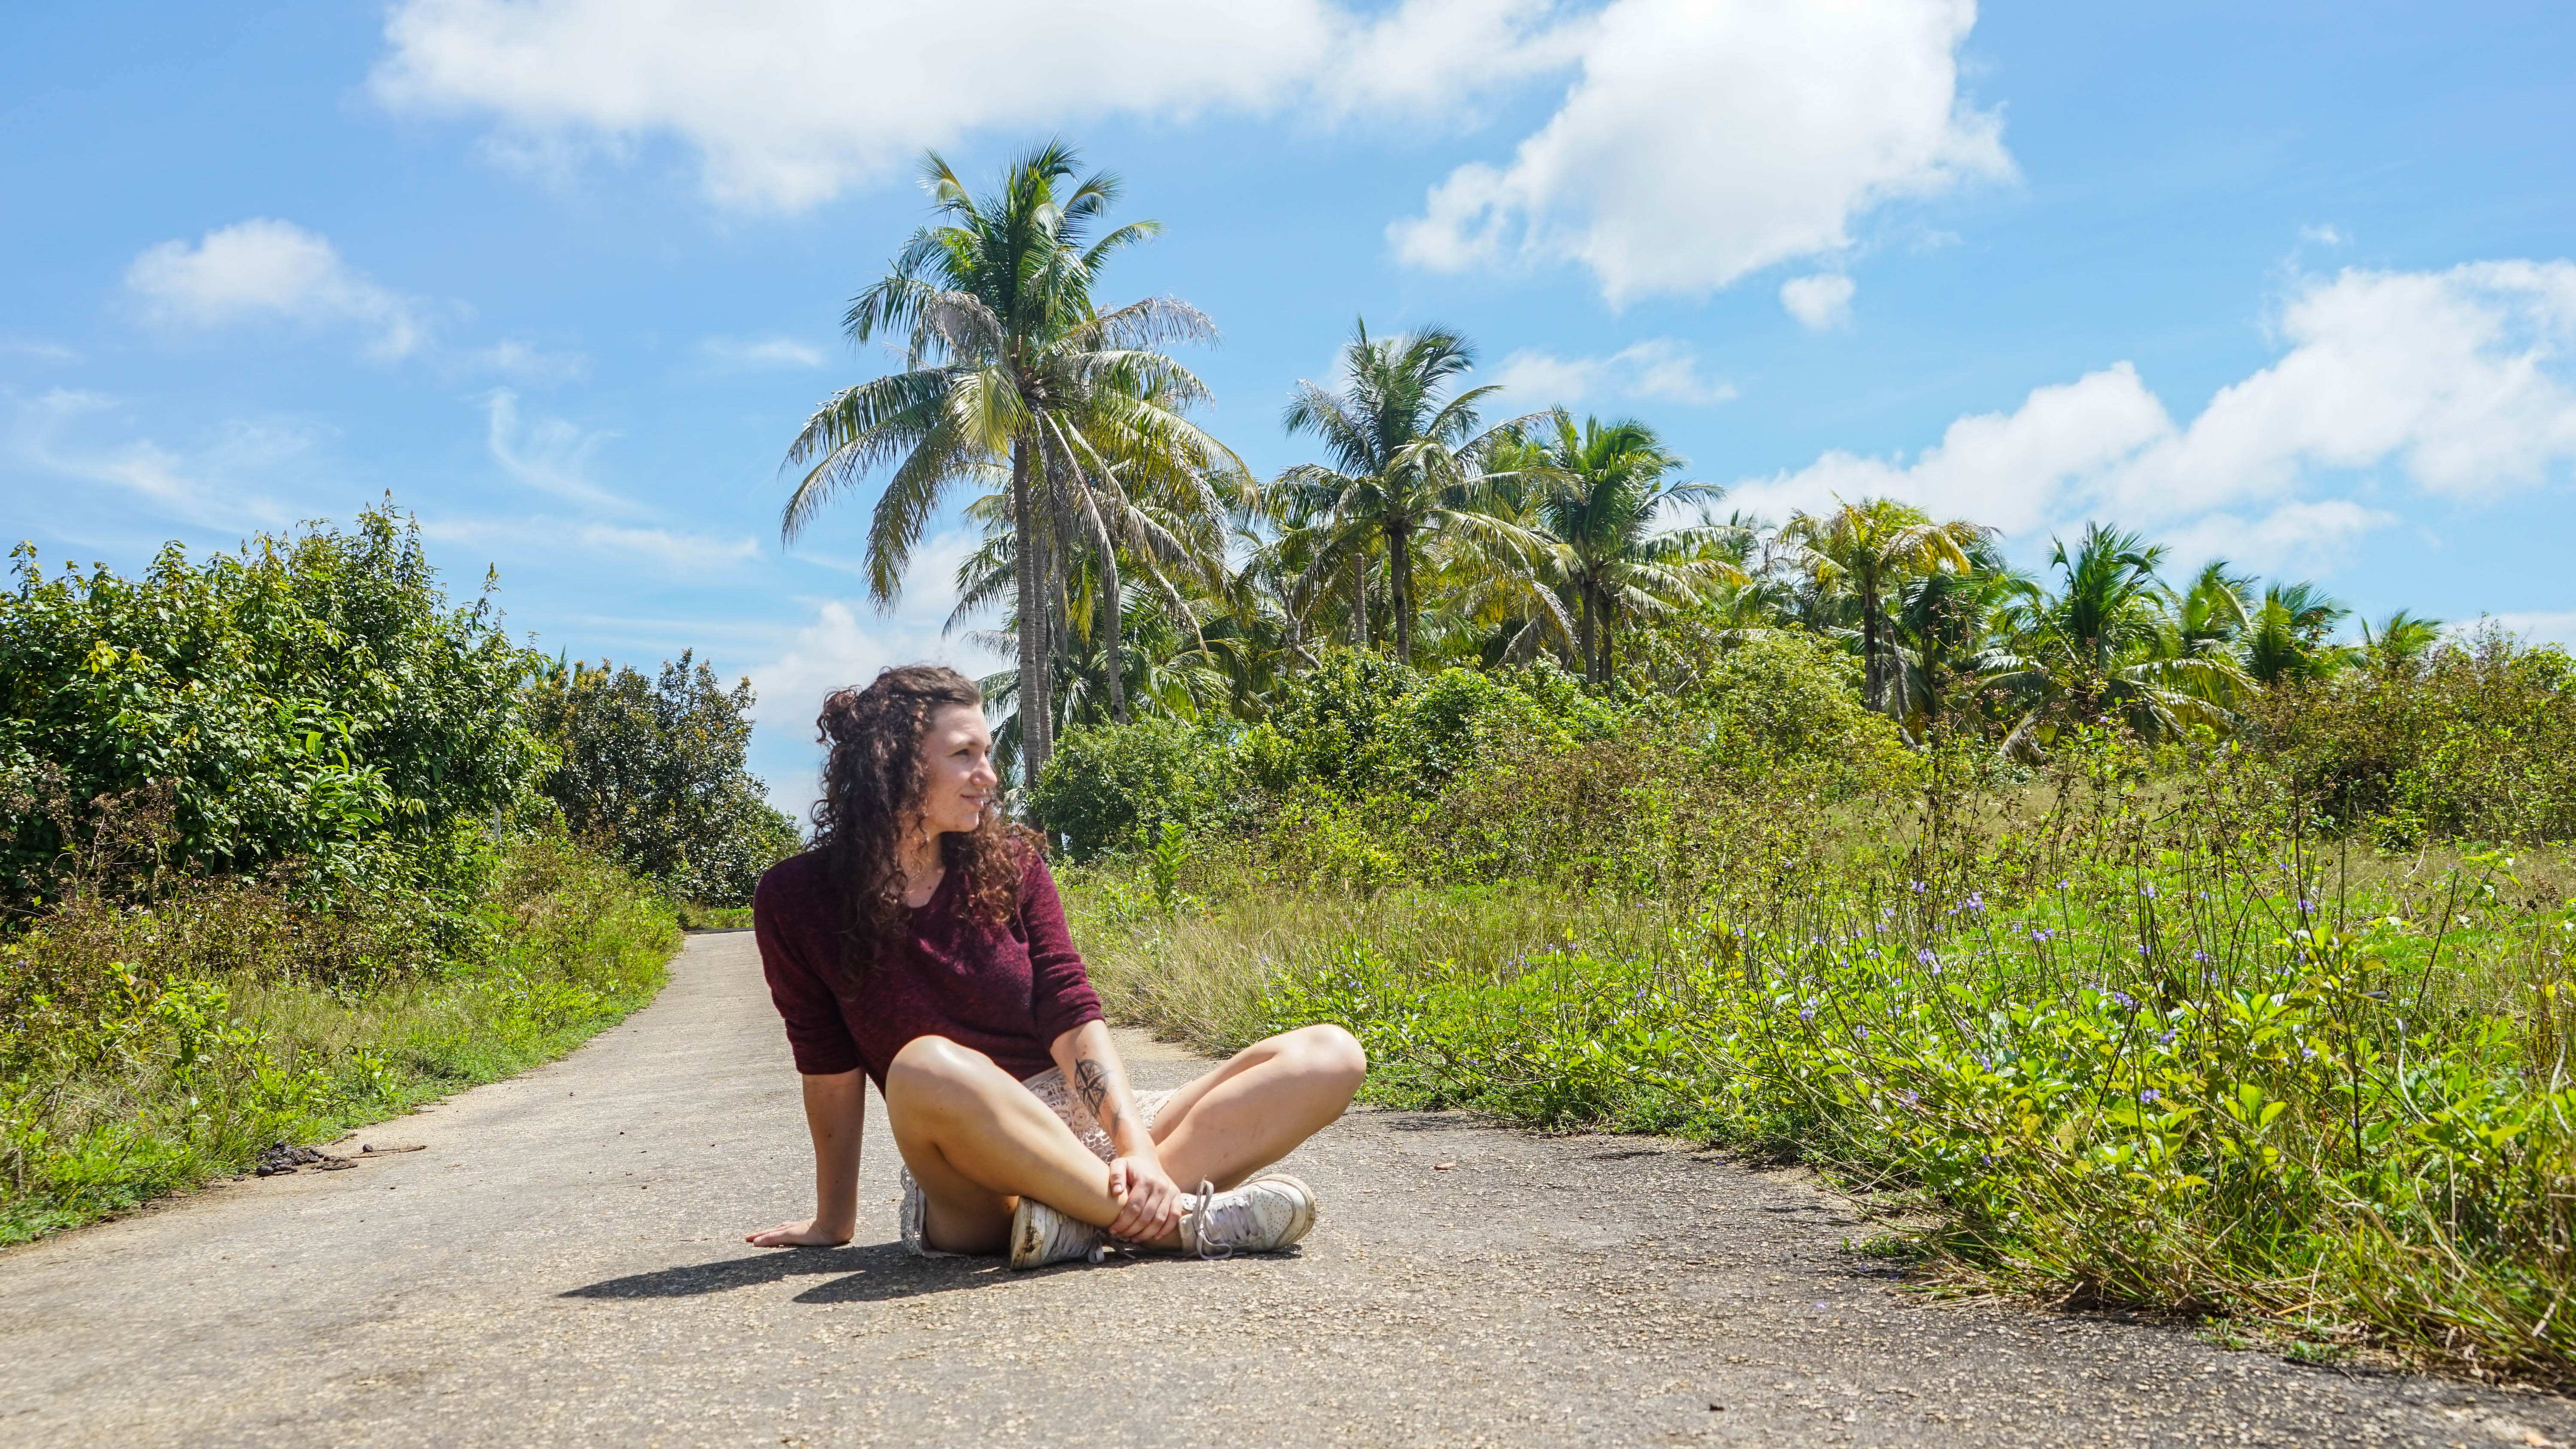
[1780, 499, 1990, 713]
[1527, 413, 1747, 685]
[1988, 522, 2254, 754]
[2171, 560, 2255, 653]
[1275, 320, 1543, 664]
[2361, 609, 2444, 674]
[2241, 580, 2351, 685]
[777, 141, 1226, 786]
[1889, 546, 2017, 737]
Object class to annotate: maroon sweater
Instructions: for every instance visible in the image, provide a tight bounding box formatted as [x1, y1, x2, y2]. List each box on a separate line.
[752, 845, 1105, 1087]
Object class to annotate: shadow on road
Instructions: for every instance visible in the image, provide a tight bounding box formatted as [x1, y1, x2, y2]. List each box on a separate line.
[559, 1243, 1013, 1303]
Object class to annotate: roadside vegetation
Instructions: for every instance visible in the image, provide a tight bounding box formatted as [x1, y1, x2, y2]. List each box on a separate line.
[1054, 640, 2576, 1383]
[766, 142, 2576, 1380]
[0, 506, 794, 1242]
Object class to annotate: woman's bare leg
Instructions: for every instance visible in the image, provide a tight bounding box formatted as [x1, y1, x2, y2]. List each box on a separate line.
[883, 1035, 1182, 1253]
[1149, 1025, 1367, 1192]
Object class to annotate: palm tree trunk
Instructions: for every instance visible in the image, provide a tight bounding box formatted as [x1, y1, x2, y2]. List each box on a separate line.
[1046, 447, 1074, 734]
[1860, 565, 1884, 712]
[1389, 523, 1413, 664]
[1012, 435, 1051, 788]
[1098, 532, 1127, 724]
[1577, 580, 1597, 687]
[1598, 590, 1615, 687]
[1350, 549, 1368, 650]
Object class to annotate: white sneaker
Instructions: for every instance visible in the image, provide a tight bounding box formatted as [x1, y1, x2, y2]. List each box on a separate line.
[1179, 1173, 1318, 1259]
[1009, 1196, 1108, 1270]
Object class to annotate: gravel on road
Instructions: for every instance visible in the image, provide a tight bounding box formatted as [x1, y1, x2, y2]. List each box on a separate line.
[2, 931, 2570, 1447]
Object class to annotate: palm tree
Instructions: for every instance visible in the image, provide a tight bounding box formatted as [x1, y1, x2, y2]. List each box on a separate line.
[2360, 609, 2444, 673]
[2241, 580, 2350, 685]
[1527, 413, 1747, 685]
[1780, 499, 1989, 714]
[777, 141, 1227, 785]
[1987, 522, 2253, 754]
[2170, 560, 2254, 652]
[1889, 546, 2016, 738]
[1275, 320, 1542, 665]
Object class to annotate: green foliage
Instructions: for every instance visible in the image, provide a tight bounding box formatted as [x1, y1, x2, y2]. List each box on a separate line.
[0, 508, 546, 907]
[1071, 725, 2576, 1380]
[522, 652, 799, 906]
[1028, 714, 1243, 859]
[2253, 626, 2576, 846]
[0, 833, 676, 1241]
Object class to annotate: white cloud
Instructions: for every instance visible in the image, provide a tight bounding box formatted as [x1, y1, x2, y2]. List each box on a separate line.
[9, 389, 310, 530]
[474, 337, 587, 382]
[1391, 0, 2010, 303]
[482, 388, 638, 513]
[124, 219, 427, 359]
[419, 512, 759, 577]
[0, 336, 74, 360]
[1489, 338, 1734, 408]
[577, 522, 758, 570]
[2470, 612, 2576, 649]
[1728, 261, 2576, 574]
[1780, 273, 1856, 331]
[370, 0, 1996, 310]
[374, 0, 1375, 210]
[703, 335, 828, 369]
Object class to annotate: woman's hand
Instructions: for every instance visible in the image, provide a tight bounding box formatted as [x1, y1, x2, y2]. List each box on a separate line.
[744, 1216, 851, 1248]
[1106, 1151, 1184, 1242]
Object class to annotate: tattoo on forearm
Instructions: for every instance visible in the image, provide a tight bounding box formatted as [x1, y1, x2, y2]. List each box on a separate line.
[1075, 1058, 1121, 1130]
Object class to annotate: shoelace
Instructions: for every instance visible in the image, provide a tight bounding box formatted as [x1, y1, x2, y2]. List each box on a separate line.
[1185, 1179, 1242, 1261]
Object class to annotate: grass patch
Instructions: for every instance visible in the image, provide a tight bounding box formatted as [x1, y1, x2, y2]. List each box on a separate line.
[1066, 739, 2576, 1385]
[0, 834, 678, 1243]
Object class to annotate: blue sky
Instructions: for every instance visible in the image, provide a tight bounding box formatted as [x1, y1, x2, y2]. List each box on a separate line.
[7, 1, 2575, 814]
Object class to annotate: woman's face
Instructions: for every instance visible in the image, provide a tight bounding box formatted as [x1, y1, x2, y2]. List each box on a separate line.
[913, 703, 998, 838]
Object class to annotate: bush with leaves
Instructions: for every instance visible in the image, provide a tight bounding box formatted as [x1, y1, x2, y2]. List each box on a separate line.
[0, 507, 545, 912]
[522, 653, 799, 905]
[1027, 715, 1243, 861]
[2249, 625, 2576, 845]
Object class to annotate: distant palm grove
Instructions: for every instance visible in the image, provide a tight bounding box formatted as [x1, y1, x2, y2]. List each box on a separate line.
[781, 143, 2473, 790]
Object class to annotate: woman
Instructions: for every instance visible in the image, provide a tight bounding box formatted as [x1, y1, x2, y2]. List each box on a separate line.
[744, 665, 1366, 1267]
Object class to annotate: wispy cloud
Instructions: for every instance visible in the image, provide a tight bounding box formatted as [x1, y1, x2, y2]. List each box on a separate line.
[1488, 338, 1734, 409]
[482, 388, 638, 513]
[7, 389, 309, 531]
[702, 335, 828, 369]
[474, 338, 587, 382]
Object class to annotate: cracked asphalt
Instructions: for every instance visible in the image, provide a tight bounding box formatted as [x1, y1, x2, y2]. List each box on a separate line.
[3, 931, 2572, 1446]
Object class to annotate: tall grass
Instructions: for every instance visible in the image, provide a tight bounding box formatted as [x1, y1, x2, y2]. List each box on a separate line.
[0, 834, 678, 1243]
[1066, 732, 2576, 1382]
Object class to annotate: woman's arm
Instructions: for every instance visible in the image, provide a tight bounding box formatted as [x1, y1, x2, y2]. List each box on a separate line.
[745, 1069, 865, 1247]
[1050, 1019, 1182, 1241]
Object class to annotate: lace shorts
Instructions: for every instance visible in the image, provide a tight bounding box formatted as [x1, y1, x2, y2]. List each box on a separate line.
[898, 1066, 1179, 1256]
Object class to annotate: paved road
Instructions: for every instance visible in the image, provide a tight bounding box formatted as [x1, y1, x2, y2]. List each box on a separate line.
[4, 933, 2571, 1447]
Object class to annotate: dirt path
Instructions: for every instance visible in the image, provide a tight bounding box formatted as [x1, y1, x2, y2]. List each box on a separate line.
[2, 933, 2569, 1447]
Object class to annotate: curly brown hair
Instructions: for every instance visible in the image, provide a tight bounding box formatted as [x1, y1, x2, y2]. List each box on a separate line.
[811, 665, 1025, 985]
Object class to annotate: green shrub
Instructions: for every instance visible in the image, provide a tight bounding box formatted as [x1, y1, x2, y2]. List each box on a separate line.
[1071, 724, 2576, 1380]
[523, 652, 798, 905]
[0, 506, 545, 908]
[2252, 627, 2576, 845]
[1030, 715, 1245, 860]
